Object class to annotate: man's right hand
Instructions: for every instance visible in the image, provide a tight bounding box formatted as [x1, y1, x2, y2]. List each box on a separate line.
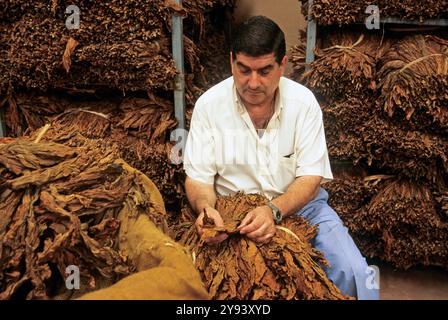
[195, 207, 228, 245]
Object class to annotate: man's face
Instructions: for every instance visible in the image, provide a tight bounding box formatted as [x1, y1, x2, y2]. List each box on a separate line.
[231, 52, 287, 106]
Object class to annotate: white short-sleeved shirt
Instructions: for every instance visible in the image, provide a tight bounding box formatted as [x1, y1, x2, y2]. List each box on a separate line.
[183, 76, 333, 200]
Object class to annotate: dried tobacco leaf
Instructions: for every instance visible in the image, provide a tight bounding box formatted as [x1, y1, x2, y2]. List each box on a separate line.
[62, 37, 79, 74]
[320, 96, 448, 186]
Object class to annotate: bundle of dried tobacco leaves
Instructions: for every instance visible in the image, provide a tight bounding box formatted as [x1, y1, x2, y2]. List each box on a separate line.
[291, 32, 391, 101]
[2, 0, 233, 94]
[325, 169, 448, 270]
[321, 96, 448, 186]
[172, 193, 352, 300]
[377, 35, 448, 134]
[0, 130, 169, 299]
[300, 0, 448, 26]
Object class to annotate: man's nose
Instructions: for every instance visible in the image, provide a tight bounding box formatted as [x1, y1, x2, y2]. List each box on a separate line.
[248, 71, 260, 89]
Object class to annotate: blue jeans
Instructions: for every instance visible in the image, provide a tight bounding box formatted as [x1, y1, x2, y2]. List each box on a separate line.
[296, 187, 380, 300]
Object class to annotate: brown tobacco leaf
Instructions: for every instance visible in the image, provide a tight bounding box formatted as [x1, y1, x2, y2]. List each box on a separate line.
[320, 96, 448, 186]
[62, 37, 79, 73]
[174, 193, 352, 300]
[202, 209, 215, 227]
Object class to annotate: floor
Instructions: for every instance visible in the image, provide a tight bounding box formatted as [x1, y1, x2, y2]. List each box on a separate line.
[368, 259, 448, 300]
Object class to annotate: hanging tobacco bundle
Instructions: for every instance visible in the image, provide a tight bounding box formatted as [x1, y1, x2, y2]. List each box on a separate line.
[364, 179, 448, 269]
[300, 0, 448, 26]
[377, 35, 448, 134]
[173, 193, 352, 300]
[194, 15, 232, 90]
[291, 32, 389, 101]
[300, 0, 374, 26]
[321, 97, 371, 163]
[0, 130, 169, 299]
[362, 116, 448, 187]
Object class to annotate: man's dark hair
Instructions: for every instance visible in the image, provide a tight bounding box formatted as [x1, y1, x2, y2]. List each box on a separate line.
[231, 16, 286, 65]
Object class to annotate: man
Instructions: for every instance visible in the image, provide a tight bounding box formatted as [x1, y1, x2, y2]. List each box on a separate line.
[183, 16, 379, 300]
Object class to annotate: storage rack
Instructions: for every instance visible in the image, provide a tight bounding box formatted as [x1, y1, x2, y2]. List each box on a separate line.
[172, 0, 186, 131]
[0, 109, 5, 137]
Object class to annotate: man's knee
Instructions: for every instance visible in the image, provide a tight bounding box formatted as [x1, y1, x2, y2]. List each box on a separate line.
[324, 242, 373, 298]
[314, 222, 378, 299]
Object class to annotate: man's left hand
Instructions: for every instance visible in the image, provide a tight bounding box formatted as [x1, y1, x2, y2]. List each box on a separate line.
[237, 205, 276, 243]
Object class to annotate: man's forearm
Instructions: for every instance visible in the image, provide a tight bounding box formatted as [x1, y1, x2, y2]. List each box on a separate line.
[271, 176, 322, 218]
[185, 177, 217, 215]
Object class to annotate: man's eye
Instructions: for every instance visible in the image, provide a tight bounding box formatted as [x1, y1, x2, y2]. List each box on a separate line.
[240, 69, 250, 74]
[259, 69, 270, 76]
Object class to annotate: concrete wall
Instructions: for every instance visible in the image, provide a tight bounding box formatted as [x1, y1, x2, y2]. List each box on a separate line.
[233, 0, 307, 72]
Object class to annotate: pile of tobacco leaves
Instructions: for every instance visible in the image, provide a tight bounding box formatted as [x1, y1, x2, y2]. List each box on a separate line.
[172, 193, 352, 300]
[0, 128, 167, 299]
[1, 93, 187, 209]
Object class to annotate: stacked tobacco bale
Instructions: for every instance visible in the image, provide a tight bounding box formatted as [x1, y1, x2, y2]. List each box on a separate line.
[290, 27, 448, 268]
[1, 0, 233, 96]
[325, 172, 448, 269]
[3, 1, 180, 93]
[173, 193, 352, 300]
[0, 129, 169, 299]
[301, 0, 448, 26]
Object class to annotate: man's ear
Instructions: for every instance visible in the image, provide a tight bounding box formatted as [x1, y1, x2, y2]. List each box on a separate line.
[280, 55, 288, 75]
[230, 52, 235, 74]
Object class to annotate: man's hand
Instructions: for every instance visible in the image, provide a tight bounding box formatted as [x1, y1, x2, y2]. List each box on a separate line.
[195, 207, 229, 245]
[237, 206, 276, 243]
